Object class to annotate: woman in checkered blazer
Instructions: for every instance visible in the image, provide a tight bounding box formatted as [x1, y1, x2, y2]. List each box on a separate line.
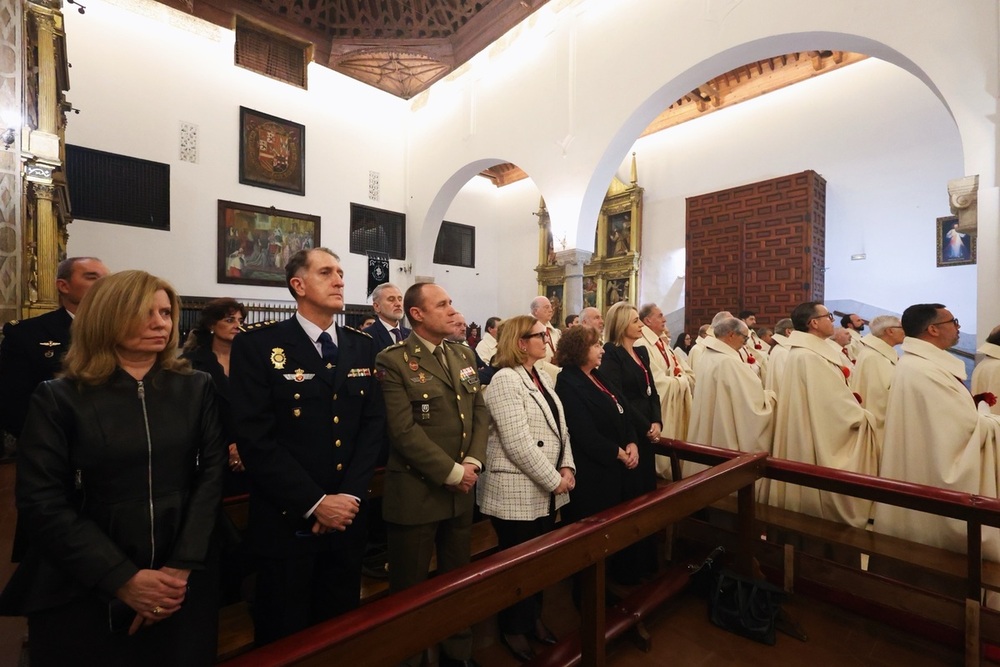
[478, 315, 576, 661]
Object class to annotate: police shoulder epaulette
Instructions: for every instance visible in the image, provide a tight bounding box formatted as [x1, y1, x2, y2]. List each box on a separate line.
[243, 320, 279, 332]
[342, 325, 372, 338]
[5, 319, 19, 327]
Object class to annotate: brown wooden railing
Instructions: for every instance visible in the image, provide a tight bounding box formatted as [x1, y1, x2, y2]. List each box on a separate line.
[220, 453, 765, 667]
[661, 438, 1000, 666]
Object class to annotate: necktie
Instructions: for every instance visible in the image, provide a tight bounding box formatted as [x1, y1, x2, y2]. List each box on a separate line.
[317, 331, 339, 366]
[433, 345, 449, 373]
[390, 327, 402, 344]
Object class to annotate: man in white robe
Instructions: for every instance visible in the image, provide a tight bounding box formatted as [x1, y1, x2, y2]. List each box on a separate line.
[739, 309, 768, 384]
[686, 317, 777, 480]
[766, 302, 878, 528]
[841, 312, 866, 360]
[635, 303, 694, 476]
[874, 304, 1000, 561]
[764, 318, 793, 395]
[831, 327, 857, 365]
[689, 313, 730, 374]
[849, 315, 904, 451]
[972, 325, 1000, 416]
[530, 296, 561, 383]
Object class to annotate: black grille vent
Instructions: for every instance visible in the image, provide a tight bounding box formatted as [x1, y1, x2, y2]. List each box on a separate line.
[66, 145, 170, 230]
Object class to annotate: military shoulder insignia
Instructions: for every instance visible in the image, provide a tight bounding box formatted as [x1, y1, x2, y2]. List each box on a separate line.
[270, 347, 287, 369]
[6, 320, 19, 326]
[343, 325, 372, 338]
[245, 320, 279, 332]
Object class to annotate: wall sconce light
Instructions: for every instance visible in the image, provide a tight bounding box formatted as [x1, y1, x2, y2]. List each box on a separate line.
[1, 128, 14, 150]
[66, 0, 86, 13]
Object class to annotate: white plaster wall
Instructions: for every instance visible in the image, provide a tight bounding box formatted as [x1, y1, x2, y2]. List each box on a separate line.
[625, 58, 970, 328]
[53, 0, 998, 337]
[435, 175, 541, 327]
[61, 0, 408, 305]
[404, 0, 998, 338]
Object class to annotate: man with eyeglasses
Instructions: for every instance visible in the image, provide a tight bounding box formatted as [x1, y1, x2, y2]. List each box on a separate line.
[875, 304, 1000, 562]
[686, 317, 776, 481]
[765, 301, 878, 530]
[849, 315, 904, 450]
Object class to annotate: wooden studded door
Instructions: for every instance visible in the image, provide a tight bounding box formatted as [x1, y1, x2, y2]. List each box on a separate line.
[685, 170, 825, 333]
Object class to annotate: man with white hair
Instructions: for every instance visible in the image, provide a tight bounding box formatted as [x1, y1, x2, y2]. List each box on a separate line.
[766, 301, 878, 528]
[973, 325, 1000, 416]
[849, 314, 904, 448]
[875, 304, 1000, 560]
[764, 318, 794, 395]
[530, 296, 561, 382]
[686, 317, 776, 479]
[634, 303, 693, 475]
[578, 306, 604, 340]
[830, 326, 857, 365]
[688, 311, 731, 373]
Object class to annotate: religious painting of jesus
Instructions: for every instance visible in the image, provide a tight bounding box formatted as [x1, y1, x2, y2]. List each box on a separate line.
[936, 215, 975, 267]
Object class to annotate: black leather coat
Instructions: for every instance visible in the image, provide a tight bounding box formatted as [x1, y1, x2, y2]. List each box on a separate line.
[5, 367, 225, 614]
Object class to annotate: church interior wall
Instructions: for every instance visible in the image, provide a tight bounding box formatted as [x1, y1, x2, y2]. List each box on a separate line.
[624, 57, 970, 330]
[60, 0, 410, 305]
[50, 0, 994, 336]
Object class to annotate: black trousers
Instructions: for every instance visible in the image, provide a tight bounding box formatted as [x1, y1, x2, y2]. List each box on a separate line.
[489, 512, 555, 634]
[28, 564, 219, 667]
[252, 541, 365, 646]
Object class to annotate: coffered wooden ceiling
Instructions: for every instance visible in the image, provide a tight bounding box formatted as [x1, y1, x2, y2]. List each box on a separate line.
[158, 0, 551, 98]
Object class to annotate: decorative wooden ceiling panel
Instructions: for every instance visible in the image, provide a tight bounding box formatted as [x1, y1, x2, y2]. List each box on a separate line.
[155, 0, 548, 98]
[244, 0, 482, 39]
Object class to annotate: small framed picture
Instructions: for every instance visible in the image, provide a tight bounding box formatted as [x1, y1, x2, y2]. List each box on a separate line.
[239, 106, 305, 195]
[936, 215, 976, 267]
[218, 200, 320, 287]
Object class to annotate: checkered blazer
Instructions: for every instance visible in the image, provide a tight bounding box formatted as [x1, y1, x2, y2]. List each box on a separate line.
[477, 366, 576, 521]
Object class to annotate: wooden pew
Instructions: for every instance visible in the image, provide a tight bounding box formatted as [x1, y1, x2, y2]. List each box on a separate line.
[216, 468, 501, 660]
[659, 438, 1000, 667]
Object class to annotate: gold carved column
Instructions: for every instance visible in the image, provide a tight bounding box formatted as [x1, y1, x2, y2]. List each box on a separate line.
[21, 0, 71, 318]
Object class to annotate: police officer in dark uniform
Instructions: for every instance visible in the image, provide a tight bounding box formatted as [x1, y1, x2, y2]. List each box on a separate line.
[229, 247, 384, 645]
[0, 257, 108, 440]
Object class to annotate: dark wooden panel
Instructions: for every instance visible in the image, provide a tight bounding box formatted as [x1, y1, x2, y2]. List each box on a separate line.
[685, 170, 825, 332]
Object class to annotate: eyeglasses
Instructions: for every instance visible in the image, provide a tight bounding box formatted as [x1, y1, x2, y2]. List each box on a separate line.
[810, 313, 835, 322]
[521, 331, 547, 341]
[735, 331, 749, 341]
[931, 318, 959, 328]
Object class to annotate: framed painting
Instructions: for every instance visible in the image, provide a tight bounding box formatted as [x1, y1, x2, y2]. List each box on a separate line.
[936, 215, 976, 267]
[239, 106, 305, 195]
[218, 200, 320, 287]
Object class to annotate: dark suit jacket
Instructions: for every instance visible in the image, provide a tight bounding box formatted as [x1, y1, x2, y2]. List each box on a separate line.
[599, 344, 661, 496]
[229, 318, 384, 557]
[0, 308, 72, 437]
[363, 320, 411, 352]
[376, 336, 489, 526]
[554, 365, 638, 523]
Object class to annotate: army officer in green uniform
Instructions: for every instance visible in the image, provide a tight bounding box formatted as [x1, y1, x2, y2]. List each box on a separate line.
[375, 282, 489, 667]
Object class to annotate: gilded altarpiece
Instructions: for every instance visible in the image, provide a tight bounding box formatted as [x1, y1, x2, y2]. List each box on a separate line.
[17, 0, 73, 318]
[536, 164, 642, 318]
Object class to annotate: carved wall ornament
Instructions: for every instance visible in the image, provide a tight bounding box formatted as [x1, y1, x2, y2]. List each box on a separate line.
[948, 174, 978, 235]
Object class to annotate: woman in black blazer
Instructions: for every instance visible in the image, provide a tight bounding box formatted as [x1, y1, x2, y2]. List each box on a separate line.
[596, 302, 663, 582]
[554, 325, 647, 586]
